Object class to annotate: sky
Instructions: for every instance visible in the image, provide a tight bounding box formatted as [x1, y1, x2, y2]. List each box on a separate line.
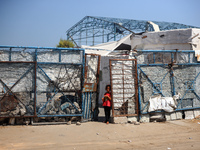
[0, 0, 200, 47]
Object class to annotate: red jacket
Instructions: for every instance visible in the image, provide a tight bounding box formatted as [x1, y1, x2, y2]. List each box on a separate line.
[102, 92, 111, 107]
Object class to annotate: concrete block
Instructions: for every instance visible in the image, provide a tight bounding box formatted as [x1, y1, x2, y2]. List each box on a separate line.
[150, 113, 165, 122]
[176, 112, 182, 120]
[20, 107, 26, 116]
[150, 113, 163, 119]
[184, 110, 194, 119]
[194, 109, 200, 118]
[66, 121, 71, 125]
[165, 114, 171, 121]
[127, 116, 138, 122]
[170, 112, 177, 120]
[113, 117, 128, 124]
[140, 114, 150, 123]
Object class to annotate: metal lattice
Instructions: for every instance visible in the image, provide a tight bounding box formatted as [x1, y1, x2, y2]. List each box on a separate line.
[66, 16, 199, 46]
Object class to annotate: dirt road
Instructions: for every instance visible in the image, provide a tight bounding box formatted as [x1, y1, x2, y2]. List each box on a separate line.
[0, 119, 200, 150]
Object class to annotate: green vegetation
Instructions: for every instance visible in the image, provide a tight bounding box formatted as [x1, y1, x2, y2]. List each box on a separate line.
[56, 39, 74, 48]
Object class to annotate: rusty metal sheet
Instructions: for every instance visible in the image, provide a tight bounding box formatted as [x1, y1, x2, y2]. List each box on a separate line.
[0, 95, 18, 112]
[82, 83, 97, 92]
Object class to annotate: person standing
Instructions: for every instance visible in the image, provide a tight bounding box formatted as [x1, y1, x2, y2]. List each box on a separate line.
[102, 85, 112, 124]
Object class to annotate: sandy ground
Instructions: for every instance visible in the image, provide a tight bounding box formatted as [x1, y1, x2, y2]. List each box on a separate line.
[0, 119, 200, 150]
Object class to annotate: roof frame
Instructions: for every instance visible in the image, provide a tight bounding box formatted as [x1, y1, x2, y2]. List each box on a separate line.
[66, 16, 199, 47]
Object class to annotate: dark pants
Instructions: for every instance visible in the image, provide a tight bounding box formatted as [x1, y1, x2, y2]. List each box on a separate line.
[104, 106, 111, 122]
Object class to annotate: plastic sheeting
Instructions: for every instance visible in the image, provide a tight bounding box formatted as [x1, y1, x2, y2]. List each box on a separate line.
[148, 94, 180, 112]
[81, 34, 132, 56]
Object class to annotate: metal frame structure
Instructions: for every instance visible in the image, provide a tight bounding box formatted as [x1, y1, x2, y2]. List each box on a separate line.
[110, 59, 139, 117]
[137, 50, 200, 115]
[0, 45, 85, 118]
[66, 16, 199, 47]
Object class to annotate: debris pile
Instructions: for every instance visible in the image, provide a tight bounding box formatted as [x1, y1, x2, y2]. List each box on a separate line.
[0, 92, 33, 117]
[37, 95, 82, 116]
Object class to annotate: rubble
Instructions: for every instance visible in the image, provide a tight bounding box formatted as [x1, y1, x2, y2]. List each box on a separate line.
[76, 122, 81, 125]
[15, 118, 24, 125]
[36, 95, 82, 116]
[134, 122, 140, 125]
[61, 102, 72, 110]
[8, 118, 15, 125]
[54, 99, 61, 108]
[67, 121, 71, 125]
[24, 118, 30, 125]
[58, 117, 66, 122]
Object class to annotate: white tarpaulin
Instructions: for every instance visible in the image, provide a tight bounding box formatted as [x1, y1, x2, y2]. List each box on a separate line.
[81, 34, 132, 56]
[148, 94, 180, 112]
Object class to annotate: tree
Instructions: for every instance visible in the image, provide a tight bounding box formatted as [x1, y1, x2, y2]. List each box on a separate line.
[56, 39, 74, 48]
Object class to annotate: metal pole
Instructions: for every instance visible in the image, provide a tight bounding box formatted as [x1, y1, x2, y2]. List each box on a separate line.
[34, 49, 37, 116]
[81, 50, 85, 118]
[109, 60, 114, 117]
[93, 26, 94, 46]
[122, 61, 125, 114]
[86, 28, 87, 45]
[137, 64, 142, 119]
[79, 31, 82, 46]
[102, 24, 104, 43]
[59, 50, 61, 62]
[134, 60, 139, 116]
[171, 53, 175, 96]
[114, 24, 116, 41]
[9, 48, 12, 61]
